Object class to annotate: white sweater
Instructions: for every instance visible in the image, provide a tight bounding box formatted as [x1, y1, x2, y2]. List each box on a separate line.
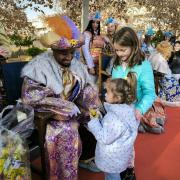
[88, 103, 139, 173]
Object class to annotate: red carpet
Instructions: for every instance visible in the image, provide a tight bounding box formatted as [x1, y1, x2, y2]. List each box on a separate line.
[135, 107, 180, 180]
[32, 107, 180, 180]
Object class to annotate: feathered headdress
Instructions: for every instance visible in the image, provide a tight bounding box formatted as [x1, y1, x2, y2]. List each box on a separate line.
[88, 11, 101, 21]
[146, 26, 155, 36]
[40, 15, 84, 50]
[164, 31, 173, 38]
[105, 17, 118, 25]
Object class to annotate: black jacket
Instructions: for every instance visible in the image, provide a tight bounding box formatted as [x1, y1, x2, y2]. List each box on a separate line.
[169, 51, 180, 74]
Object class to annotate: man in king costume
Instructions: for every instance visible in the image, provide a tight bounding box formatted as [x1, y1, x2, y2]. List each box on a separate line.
[21, 15, 101, 180]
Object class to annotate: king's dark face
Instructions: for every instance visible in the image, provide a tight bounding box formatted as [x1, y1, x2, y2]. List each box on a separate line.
[53, 49, 75, 67]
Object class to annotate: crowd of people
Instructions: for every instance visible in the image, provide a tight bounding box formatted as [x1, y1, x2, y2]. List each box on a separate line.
[0, 11, 180, 180]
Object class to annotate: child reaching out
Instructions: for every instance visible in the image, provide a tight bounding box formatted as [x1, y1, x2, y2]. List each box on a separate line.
[88, 72, 139, 180]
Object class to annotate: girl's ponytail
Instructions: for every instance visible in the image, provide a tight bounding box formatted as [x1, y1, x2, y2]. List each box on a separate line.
[126, 72, 137, 104]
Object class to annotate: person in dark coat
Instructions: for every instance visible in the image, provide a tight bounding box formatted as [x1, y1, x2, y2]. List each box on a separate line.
[169, 41, 180, 82]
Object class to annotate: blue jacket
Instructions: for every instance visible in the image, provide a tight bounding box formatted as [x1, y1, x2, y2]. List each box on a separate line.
[112, 60, 156, 114]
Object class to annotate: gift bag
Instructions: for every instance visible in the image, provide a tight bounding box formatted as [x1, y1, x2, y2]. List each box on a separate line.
[0, 127, 31, 180]
[0, 103, 34, 140]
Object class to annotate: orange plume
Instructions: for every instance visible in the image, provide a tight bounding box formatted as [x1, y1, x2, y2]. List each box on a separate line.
[44, 15, 72, 40]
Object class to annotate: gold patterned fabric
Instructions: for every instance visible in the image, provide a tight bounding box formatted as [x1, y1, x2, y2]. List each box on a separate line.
[61, 68, 77, 100]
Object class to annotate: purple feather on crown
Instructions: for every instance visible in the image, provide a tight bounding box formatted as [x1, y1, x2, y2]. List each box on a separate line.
[58, 37, 70, 48]
[62, 15, 80, 40]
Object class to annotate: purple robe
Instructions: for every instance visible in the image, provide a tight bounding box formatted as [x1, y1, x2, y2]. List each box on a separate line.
[21, 77, 101, 180]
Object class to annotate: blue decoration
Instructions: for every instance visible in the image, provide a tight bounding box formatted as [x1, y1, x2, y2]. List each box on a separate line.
[94, 11, 101, 20]
[146, 26, 155, 36]
[106, 17, 117, 25]
[89, 11, 101, 21]
[164, 31, 173, 37]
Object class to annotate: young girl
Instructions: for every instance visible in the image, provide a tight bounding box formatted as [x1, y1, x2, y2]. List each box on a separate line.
[112, 27, 166, 135]
[88, 73, 139, 180]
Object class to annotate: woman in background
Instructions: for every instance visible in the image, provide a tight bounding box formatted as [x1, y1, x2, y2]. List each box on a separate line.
[149, 41, 180, 102]
[169, 41, 180, 82]
[82, 11, 105, 76]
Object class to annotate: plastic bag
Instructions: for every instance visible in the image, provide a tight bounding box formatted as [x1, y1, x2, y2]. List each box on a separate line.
[0, 127, 31, 179]
[0, 103, 34, 140]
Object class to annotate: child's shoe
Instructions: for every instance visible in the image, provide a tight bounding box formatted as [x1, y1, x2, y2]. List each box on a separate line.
[120, 167, 136, 180]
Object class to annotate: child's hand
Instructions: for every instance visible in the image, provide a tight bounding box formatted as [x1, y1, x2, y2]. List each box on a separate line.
[89, 108, 101, 119]
[135, 109, 143, 121]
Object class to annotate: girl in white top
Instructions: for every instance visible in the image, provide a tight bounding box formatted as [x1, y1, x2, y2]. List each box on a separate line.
[88, 72, 139, 180]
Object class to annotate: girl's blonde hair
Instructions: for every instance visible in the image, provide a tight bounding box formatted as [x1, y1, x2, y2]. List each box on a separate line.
[113, 27, 145, 68]
[156, 41, 172, 60]
[107, 72, 137, 104]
